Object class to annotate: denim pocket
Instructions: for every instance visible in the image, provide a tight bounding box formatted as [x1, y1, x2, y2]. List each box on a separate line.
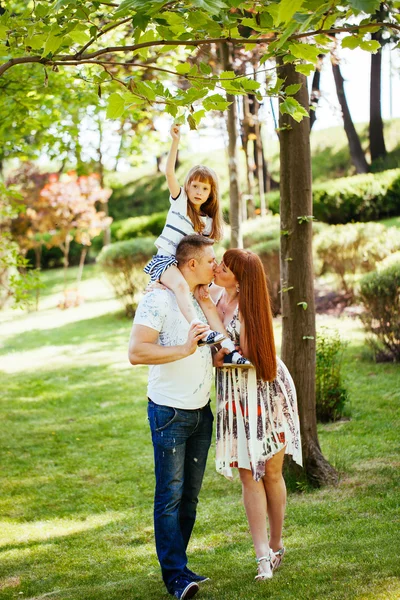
[154, 405, 179, 432]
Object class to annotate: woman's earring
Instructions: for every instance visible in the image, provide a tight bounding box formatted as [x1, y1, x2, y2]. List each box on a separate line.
[236, 285, 240, 293]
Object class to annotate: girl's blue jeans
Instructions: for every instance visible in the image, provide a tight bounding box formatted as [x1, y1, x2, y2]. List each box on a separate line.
[147, 399, 213, 592]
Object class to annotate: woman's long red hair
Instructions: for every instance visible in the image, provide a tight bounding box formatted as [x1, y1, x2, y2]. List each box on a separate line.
[223, 249, 277, 382]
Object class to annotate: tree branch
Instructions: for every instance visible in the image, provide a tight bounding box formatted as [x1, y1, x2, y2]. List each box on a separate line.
[1, 22, 398, 78]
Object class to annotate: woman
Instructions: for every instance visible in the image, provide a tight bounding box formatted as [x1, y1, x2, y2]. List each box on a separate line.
[211, 249, 302, 581]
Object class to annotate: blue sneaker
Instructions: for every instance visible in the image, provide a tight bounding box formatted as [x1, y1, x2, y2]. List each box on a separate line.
[198, 329, 226, 347]
[184, 566, 210, 584]
[223, 350, 252, 368]
[170, 576, 199, 599]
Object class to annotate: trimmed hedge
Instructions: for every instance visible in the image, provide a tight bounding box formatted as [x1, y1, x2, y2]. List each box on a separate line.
[314, 222, 400, 294]
[266, 169, 400, 224]
[113, 211, 167, 241]
[97, 237, 155, 316]
[359, 257, 400, 362]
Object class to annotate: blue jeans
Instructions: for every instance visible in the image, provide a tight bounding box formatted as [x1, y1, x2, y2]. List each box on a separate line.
[147, 399, 213, 592]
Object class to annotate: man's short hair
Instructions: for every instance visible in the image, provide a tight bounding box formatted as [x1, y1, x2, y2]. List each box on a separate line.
[176, 235, 214, 266]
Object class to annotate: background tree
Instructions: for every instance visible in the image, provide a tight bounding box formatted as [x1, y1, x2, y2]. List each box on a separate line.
[331, 51, 369, 174]
[278, 61, 338, 485]
[1, 0, 396, 484]
[38, 173, 112, 288]
[0, 183, 40, 309]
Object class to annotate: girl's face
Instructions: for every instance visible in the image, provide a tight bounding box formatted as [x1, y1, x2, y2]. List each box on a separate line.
[187, 178, 212, 210]
[214, 260, 238, 289]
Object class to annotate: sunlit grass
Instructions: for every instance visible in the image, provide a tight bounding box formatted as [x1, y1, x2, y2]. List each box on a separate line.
[0, 267, 399, 599]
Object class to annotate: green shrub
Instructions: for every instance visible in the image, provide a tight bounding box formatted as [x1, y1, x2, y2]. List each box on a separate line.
[266, 191, 280, 214]
[316, 328, 349, 422]
[313, 169, 400, 223]
[265, 169, 400, 224]
[114, 211, 167, 241]
[97, 237, 155, 317]
[240, 215, 281, 314]
[359, 258, 400, 362]
[314, 222, 400, 295]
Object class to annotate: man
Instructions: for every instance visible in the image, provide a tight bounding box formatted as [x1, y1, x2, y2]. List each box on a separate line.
[129, 235, 223, 600]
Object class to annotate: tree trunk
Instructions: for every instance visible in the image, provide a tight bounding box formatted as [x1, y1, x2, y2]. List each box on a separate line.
[331, 59, 369, 174]
[61, 236, 70, 292]
[369, 30, 387, 162]
[34, 244, 42, 311]
[310, 55, 324, 130]
[97, 116, 111, 246]
[221, 42, 243, 248]
[76, 247, 88, 287]
[278, 61, 338, 487]
[253, 96, 266, 215]
[241, 95, 256, 220]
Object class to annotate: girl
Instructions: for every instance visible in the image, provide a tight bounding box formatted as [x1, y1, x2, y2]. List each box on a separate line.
[144, 124, 250, 366]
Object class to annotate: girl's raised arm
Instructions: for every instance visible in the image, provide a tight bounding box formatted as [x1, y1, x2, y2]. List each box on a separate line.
[165, 124, 181, 198]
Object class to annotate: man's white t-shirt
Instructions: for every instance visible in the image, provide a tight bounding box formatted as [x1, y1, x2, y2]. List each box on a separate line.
[133, 289, 213, 409]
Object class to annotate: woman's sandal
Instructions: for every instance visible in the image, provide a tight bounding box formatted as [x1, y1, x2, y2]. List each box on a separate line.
[254, 555, 273, 581]
[270, 547, 285, 571]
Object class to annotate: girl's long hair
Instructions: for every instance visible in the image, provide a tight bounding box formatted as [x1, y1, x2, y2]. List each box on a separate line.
[223, 249, 277, 382]
[184, 165, 224, 241]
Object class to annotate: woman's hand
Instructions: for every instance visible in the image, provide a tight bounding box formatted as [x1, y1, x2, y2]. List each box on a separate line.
[195, 284, 210, 302]
[170, 123, 181, 141]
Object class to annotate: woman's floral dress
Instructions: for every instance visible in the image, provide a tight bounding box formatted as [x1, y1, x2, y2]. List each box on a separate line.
[216, 306, 302, 481]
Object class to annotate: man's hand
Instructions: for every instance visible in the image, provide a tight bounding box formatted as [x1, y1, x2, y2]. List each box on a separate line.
[144, 281, 167, 294]
[213, 346, 230, 367]
[183, 322, 210, 356]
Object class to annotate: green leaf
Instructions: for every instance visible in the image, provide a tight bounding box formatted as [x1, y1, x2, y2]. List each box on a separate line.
[26, 34, 46, 50]
[42, 34, 64, 57]
[289, 42, 320, 63]
[192, 109, 205, 125]
[347, 0, 381, 13]
[132, 13, 151, 32]
[295, 63, 315, 76]
[220, 70, 236, 79]
[191, 0, 229, 16]
[69, 30, 91, 45]
[199, 62, 212, 75]
[285, 83, 301, 95]
[175, 63, 191, 75]
[268, 77, 285, 95]
[35, 3, 50, 18]
[280, 97, 309, 122]
[106, 93, 125, 119]
[274, 20, 299, 50]
[203, 94, 231, 111]
[239, 78, 260, 92]
[135, 80, 157, 101]
[187, 114, 197, 130]
[359, 39, 381, 53]
[115, 0, 168, 17]
[165, 104, 178, 117]
[297, 301, 308, 310]
[278, 0, 305, 25]
[341, 35, 361, 50]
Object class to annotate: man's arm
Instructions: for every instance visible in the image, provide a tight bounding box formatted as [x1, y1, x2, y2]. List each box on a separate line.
[128, 322, 209, 366]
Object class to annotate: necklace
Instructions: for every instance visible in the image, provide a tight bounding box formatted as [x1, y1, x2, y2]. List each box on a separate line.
[220, 293, 238, 315]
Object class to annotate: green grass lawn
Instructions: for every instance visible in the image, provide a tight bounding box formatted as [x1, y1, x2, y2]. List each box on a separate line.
[1, 268, 399, 599]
